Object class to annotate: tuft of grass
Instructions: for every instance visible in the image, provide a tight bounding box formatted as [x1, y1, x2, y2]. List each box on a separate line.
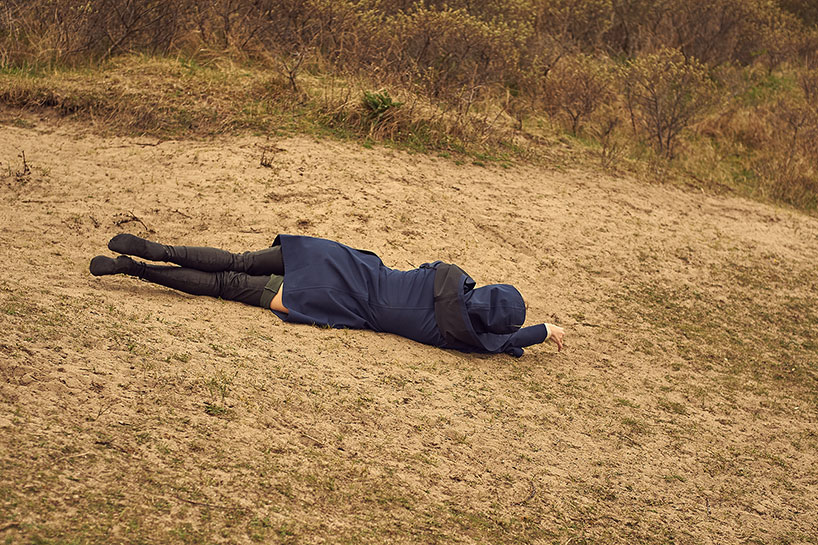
[657, 398, 688, 416]
[203, 402, 228, 417]
[362, 90, 403, 126]
[621, 417, 650, 436]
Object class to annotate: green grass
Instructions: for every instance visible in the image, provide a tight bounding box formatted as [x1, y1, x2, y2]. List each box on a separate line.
[612, 255, 818, 400]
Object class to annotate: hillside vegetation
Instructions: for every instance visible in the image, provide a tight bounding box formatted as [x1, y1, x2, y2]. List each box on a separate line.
[1, 0, 817, 210]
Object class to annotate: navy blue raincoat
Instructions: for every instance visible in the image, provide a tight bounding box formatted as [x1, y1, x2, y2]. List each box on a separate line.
[270, 235, 548, 357]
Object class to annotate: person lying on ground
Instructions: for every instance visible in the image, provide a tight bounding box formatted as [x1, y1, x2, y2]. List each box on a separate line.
[89, 233, 565, 356]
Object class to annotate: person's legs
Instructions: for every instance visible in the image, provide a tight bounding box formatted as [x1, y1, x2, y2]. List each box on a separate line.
[108, 234, 284, 275]
[90, 255, 270, 307]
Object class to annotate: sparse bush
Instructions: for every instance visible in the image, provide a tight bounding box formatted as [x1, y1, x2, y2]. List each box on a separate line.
[505, 32, 567, 130]
[800, 69, 818, 162]
[662, 0, 762, 65]
[387, 6, 525, 103]
[600, 0, 806, 67]
[753, 152, 818, 209]
[751, 68, 818, 208]
[772, 69, 818, 164]
[0, 0, 189, 65]
[776, 95, 814, 160]
[548, 54, 614, 135]
[603, 0, 663, 56]
[778, 0, 818, 27]
[622, 48, 716, 157]
[592, 111, 625, 169]
[526, 0, 615, 49]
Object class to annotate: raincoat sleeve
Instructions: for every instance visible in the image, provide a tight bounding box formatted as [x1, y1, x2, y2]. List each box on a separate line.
[501, 323, 549, 357]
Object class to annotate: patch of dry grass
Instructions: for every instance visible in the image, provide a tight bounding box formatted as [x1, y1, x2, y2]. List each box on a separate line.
[0, 55, 528, 163]
[0, 56, 286, 137]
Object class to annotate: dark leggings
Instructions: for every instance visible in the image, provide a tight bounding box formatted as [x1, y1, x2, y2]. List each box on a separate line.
[134, 244, 284, 308]
[164, 244, 284, 275]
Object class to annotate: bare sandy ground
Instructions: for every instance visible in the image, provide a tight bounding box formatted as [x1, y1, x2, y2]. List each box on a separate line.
[1, 113, 816, 544]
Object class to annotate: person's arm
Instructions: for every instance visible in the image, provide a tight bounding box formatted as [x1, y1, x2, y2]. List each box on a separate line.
[502, 323, 565, 357]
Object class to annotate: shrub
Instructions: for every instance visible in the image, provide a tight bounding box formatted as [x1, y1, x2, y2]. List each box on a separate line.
[592, 110, 625, 169]
[0, 0, 187, 65]
[753, 152, 818, 210]
[387, 6, 525, 102]
[505, 32, 567, 130]
[622, 48, 716, 158]
[778, 0, 818, 27]
[548, 54, 614, 135]
[531, 0, 614, 49]
[600, 0, 804, 66]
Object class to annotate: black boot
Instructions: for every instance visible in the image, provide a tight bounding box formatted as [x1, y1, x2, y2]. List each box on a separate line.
[89, 255, 268, 307]
[108, 234, 283, 275]
[107, 233, 169, 261]
[90, 255, 140, 276]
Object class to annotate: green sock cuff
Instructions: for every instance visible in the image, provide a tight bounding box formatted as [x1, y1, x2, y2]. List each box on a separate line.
[259, 273, 284, 309]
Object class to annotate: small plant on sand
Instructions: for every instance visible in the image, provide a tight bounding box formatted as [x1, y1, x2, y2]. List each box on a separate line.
[204, 402, 228, 416]
[362, 90, 403, 130]
[592, 112, 624, 169]
[5, 150, 31, 183]
[205, 367, 238, 411]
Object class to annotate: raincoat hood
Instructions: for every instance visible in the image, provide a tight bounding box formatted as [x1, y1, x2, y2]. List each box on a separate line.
[431, 262, 526, 352]
[465, 284, 526, 335]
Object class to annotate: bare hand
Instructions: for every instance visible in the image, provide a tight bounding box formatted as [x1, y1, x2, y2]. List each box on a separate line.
[546, 324, 564, 351]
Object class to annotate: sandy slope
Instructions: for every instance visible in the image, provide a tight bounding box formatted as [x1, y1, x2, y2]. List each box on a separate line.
[1, 114, 816, 544]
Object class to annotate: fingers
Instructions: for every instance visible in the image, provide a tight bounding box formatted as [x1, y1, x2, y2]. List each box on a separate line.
[552, 330, 563, 351]
[546, 324, 565, 352]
